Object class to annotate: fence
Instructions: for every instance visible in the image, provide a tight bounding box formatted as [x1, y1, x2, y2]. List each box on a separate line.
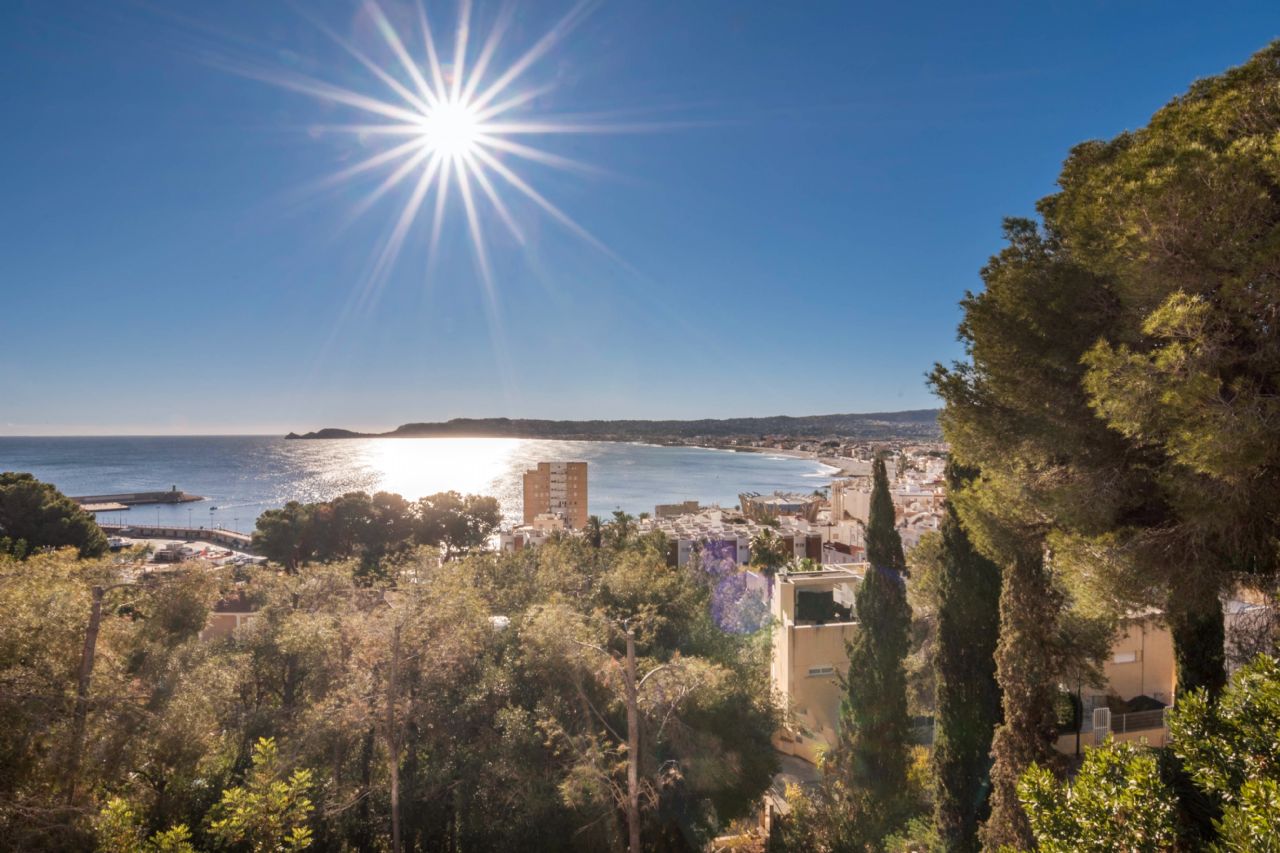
[1090, 707, 1168, 744]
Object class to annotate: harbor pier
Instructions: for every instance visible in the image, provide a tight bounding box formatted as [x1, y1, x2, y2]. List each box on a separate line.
[97, 522, 256, 553]
[72, 487, 204, 508]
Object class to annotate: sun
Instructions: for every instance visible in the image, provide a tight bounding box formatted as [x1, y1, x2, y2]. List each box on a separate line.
[418, 98, 481, 161]
[229, 0, 634, 316]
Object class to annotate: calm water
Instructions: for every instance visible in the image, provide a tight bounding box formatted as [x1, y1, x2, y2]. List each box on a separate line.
[0, 436, 836, 532]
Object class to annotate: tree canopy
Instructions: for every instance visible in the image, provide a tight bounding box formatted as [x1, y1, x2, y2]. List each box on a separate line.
[252, 489, 500, 574]
[0, 472, 106, 558]
[930, 36, 1280, 848]
[0, 488, 777, 851]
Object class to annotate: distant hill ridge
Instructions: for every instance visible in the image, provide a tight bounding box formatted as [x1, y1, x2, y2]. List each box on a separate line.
[285, 410, 941, 441]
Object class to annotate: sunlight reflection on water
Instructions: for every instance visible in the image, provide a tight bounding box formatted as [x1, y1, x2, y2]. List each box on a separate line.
[0, 436, 836, 532]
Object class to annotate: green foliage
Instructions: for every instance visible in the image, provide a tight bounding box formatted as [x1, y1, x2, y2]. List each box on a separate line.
[518, 538, 780, 845]
[905, 530, 943, 617]
[1054, 47, 1280, 553]
[768, 778, 878, 852]
[96, 798, 197, 853]
[865, 458, 905, 575]
[928, 38, 1280, 848]
[831, 456, 912, 843]
[1169, 654, 1280, 814]
[1216, 779, 1280, 852]
[749, 528, 790, 576]
[250, 502, 311, 572]
[0, 489, 777, 851]
[413, 490, 501, 559]
[904, 530, 941, 721]
[788, 557, 821, 574]
[0, 472, 107, 558]
[606, 510, 636, 548]
[981, 551, 1062, 851]
[932, 464, 1001, 853]
[252, 489, 499, 572]
[1020, 654, 1280, 852]
[207, 738, 312, 853]
[584, 514, 604, 548]
[882, 814, 940, 853]
[1019, 739, 1178, 852]
[771, 749, 934, 853]
[0, 550, 229, 850]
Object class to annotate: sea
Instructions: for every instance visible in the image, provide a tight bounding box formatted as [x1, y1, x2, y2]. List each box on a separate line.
[0, 436, 839, 533]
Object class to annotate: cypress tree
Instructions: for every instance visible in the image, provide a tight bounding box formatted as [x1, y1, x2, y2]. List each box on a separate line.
[979, 548, 1062, 850]
[835, 455, 911, 840]
[932, 463, 1002, 853]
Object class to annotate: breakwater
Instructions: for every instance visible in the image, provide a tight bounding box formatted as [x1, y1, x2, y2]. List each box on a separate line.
[72, 487, 203, 507]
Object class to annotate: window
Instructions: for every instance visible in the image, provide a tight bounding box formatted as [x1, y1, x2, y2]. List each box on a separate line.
[807, 665, 836, 678]
[1112, 650, 1140, 664]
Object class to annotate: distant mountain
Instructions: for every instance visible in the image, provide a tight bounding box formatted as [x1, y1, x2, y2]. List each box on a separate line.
[285, 410, 941, 442]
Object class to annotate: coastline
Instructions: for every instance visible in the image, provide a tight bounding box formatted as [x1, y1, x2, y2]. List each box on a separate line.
[723, 444, 863, 477]
[283, 410, 943, 443]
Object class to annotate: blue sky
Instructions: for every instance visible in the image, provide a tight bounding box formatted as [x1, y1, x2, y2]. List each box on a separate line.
[2, 1, 1277, 435]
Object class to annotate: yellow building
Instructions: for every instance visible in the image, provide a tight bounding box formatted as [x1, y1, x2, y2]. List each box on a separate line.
[770, 566, 862, 765]
[522, 461, 588, 529]
[1055, 612, 1177, 753]
[1101, 615, 1177, 706]
[199, 591, 257, 641]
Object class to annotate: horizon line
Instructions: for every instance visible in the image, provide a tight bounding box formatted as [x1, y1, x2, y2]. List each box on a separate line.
[0, 408, 942, 439]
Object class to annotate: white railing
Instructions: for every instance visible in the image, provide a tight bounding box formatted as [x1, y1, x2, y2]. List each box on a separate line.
[1088, 707, 1168, 745]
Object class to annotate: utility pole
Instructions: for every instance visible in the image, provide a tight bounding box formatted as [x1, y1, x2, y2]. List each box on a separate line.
[572, 621, 670, 853]
[386, 622, 402, 853]
[624, 627, 641, 853]
[65, 584, 105, 804]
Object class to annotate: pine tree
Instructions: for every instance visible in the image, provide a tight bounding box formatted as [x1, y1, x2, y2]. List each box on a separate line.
[835, 455, 912, 840]
[932, 463, 1002, 853]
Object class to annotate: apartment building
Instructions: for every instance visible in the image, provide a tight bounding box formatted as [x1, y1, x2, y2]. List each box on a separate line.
[770, 565, 863, 765]
[522, 461, 588, 529]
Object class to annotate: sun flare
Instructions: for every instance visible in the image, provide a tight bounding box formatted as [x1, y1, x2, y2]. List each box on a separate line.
[235, 0, 625, 304]
[419, 99, 481, 160]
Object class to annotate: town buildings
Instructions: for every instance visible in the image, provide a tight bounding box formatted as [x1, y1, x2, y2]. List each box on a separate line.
[521, 461, 588, 529]
[636, 506, 836, 569]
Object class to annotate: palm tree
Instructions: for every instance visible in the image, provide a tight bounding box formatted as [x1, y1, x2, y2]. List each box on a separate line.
[749, 528, 790, 577]
[608, 510, 636, 547]
[584, 515, 604, 548]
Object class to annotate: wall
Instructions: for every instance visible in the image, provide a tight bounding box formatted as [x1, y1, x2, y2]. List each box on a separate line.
[1099, 618, 1177, 705]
